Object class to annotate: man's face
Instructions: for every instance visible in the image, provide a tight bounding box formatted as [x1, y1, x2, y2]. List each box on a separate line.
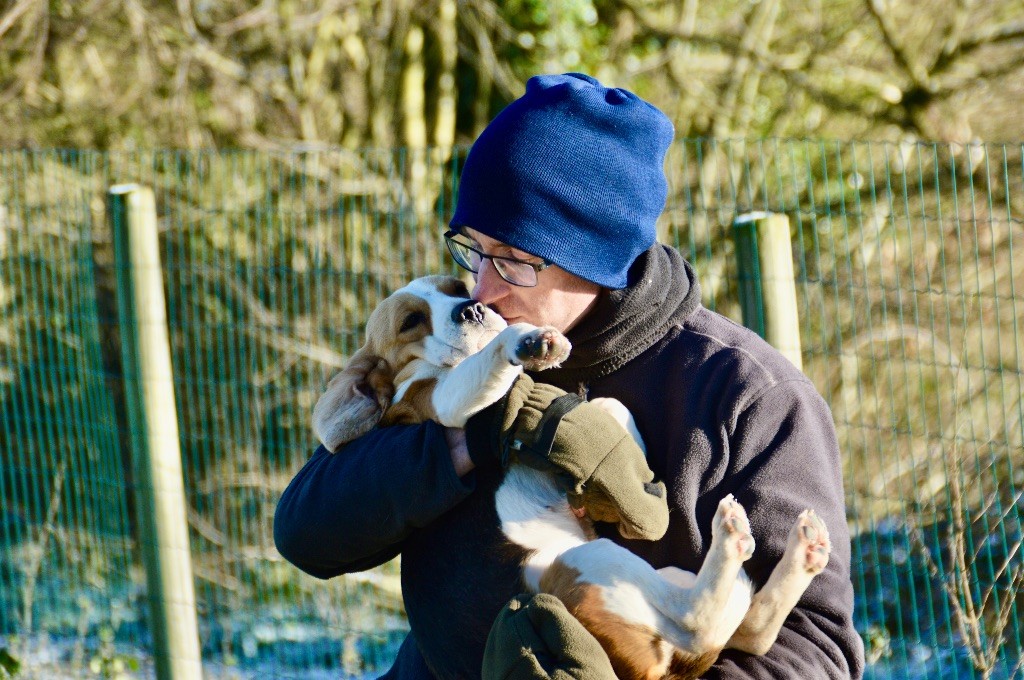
[462, 227, 601, 333]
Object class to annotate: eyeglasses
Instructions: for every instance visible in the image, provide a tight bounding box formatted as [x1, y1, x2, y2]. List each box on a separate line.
[444, 229, 551, 287]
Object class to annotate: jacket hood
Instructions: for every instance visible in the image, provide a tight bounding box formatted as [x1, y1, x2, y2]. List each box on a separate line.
[540, 244, 701, 386]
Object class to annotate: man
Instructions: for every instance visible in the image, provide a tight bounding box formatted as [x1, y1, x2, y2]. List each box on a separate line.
[275, 73, 865, 679]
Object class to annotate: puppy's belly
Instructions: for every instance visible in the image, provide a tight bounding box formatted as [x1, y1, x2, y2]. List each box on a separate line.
[400, 467, 528, 680]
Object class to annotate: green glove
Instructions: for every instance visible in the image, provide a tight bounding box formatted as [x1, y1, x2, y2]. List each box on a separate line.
[482, 593, 617, 680]
[465, 374, 669, 541]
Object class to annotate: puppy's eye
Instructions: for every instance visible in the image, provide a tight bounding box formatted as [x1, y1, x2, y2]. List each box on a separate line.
[452, 279, 470, 298]
[400, 311, 427, 333]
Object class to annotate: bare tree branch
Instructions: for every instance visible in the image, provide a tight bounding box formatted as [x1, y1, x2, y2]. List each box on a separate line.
[863, 0, 931, 89]
[959, 18, 1024, 53]
[940, 0, 974, 59]
[0, 0, 39, 40]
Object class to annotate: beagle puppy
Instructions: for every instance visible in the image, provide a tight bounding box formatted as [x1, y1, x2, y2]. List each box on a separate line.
[313, 275, 831, 680]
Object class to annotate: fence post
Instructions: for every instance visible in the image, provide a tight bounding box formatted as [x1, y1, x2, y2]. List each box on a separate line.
[732, 212, 803, 371]
[108, 184, 203, 680]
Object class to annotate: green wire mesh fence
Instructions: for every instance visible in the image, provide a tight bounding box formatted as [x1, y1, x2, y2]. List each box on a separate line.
[0, 140, 1021, 679]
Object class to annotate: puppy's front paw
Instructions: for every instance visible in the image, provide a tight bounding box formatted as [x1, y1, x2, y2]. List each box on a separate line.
[511, 326, 571, 371]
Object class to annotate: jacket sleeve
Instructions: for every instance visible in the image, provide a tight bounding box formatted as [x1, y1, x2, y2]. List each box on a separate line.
[273, 420, 475, 579]
[704, 379, 865, 680]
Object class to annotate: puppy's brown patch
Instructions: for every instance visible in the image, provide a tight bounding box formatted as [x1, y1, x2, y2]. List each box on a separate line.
[381, 378, 438, 426]
[363, 293, 432, 376]
[312, 350, 395, 451]
[540, 562, 674, 680]
[433, 275, 471, 299]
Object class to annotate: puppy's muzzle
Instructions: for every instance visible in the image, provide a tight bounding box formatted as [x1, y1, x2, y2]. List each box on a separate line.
[452, 299, 487, 325]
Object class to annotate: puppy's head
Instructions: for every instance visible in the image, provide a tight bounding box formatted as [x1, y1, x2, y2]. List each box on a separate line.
[363, 275, 507, 371]
[313, 275, 507, 451]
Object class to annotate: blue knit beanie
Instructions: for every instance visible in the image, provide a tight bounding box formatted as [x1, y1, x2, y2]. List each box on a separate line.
[449, 73, 674, 289]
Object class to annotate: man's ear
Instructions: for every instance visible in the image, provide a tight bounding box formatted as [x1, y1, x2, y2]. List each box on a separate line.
[312, 348, 395, 452]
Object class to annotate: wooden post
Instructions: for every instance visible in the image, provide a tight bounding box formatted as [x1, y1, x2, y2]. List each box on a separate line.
[108, 184, 203, 680]
[733, 212, 804, 371]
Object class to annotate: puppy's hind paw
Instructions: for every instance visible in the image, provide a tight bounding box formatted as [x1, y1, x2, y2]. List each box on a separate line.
[713, 495, 755, 561]
[790, 509, 831, 575]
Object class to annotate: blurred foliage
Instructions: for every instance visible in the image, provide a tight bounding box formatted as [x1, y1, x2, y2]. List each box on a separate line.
[0, 149, 442, 675]
[1, 0, 1023, 150]
[0, 646, 19, 678]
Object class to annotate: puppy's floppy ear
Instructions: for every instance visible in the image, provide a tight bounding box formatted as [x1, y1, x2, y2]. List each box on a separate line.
[313, 349, 395, 452]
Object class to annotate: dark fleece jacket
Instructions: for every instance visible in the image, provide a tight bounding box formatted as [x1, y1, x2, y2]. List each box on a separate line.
[274, 245, 865, 679]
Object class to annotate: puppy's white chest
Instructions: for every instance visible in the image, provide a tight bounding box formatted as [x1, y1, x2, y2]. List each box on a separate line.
[493, 465, 589, 591]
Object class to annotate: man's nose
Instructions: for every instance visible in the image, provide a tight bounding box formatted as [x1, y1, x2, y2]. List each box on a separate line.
[451, 299, 487, 324]
[471, 259, 509, 306]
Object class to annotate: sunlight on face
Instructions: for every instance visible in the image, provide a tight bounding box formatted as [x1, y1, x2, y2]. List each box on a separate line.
[462, 228, 602, 333]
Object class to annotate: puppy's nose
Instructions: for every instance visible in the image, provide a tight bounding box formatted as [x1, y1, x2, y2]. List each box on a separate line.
[452, 299, 486, 324]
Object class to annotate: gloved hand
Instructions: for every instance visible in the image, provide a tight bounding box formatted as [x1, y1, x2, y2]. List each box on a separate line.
[482, 593, 617, 680]
[465, 374, 669, 541]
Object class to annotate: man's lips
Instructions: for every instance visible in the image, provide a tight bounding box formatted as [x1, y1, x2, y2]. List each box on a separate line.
[484, 304, 516, 323]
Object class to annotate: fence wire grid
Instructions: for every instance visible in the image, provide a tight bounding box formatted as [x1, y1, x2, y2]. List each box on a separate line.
[0, 139, 1022, 679]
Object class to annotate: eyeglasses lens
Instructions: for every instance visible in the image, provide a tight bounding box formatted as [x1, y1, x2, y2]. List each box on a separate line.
[493, 259, 536, 286]
[445, 234, 538, 287]
[447, 238, 479, 272]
